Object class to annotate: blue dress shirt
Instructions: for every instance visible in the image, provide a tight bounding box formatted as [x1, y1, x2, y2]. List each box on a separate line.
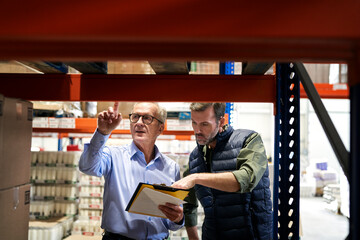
[79, 130, 184, 240]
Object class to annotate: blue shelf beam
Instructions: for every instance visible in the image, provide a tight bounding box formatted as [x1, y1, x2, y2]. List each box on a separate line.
[220, 62, 235, 125]
[274, 63, 300, 240]
[350, 82, 360, 240]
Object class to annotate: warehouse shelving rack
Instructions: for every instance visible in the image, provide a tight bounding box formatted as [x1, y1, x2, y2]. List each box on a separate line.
[1, 1, 359, 239]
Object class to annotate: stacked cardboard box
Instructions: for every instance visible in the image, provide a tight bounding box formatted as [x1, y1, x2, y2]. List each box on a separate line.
[0, 94, 33, 239]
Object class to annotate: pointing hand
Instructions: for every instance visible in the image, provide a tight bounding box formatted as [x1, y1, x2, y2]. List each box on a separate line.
[97, 102, 122, 135]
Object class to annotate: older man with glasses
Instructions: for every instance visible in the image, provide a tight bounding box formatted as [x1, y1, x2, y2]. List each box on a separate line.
[79, 102, 184, 240]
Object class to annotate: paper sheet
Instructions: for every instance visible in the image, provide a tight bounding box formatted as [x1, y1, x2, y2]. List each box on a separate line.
[127, 187, 186, 218]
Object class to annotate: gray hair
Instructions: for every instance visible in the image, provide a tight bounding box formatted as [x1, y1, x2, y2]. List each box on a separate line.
[190, 103, 226, 121]
[133, 102, 167, 123]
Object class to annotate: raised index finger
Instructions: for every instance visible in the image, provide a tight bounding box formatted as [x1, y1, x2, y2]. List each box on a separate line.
[113, 102, 119, 115]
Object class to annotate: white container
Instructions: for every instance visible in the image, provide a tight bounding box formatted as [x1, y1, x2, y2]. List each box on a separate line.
[43, 229, 50, 240]
[61, 186, 67, 197]
[31, 168, 37, 180]
[67, 151, 81, 165]
[57, 152, 64, 164]
[50, 185, 56, 196]
[31, 152, 38, 164]
[47, 167, 56, 180]
[62, 152, 70, 165]
[69, 169, 78, 182]
[61, 203, 66, 215]
[40, 167, 47, 181]
[55, 186, 61, 197]
[29, 228, 37, 240]
[37, 152, 45, 164]
[69, 186, 77, 198]
[55, 202, 61, 215]
[37, 229, 43, 240]
[55, 168, 62, 180]
[48, 152, 57, 164]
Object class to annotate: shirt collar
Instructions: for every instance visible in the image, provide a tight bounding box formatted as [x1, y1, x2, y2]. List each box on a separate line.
[129, 141, 163, 164]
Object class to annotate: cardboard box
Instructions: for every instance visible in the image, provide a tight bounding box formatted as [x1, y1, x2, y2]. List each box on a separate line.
[0, 61, 37, 74]
[97, 102, 134, 118]
[0, 184, 31, 240]
[0, 95, 33, 189]
[107, 61, 154, 74]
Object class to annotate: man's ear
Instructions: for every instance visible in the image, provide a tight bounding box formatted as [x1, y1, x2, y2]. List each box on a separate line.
[158, 123, 165, 135]
[219, 116, 226, 130]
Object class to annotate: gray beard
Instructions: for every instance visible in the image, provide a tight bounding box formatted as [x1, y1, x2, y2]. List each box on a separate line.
[196, 133, 218, 146]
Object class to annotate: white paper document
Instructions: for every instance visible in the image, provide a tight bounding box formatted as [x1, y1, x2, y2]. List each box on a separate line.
[128, 187, 186, 218]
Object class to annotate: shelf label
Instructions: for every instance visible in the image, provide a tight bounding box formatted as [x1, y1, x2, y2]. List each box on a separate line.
[90, 193, 102, 197]
[89, 204, 101, 209]
[33, 117, 49, 128]
[89, 181, 101, 186]
[82, 232, 94, 236]
[49, 117, 75, 128]
[33, 117, 76, 128]
[79, 204, 102, 209]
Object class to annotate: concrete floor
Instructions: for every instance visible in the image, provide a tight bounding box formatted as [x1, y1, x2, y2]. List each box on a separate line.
[300, 197, 349, 240]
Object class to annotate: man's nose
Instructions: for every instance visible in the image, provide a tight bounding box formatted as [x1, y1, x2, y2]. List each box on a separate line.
[135, 116, 145, 125]
[193, 126, 201, 134]
[136, 116, 145, 125]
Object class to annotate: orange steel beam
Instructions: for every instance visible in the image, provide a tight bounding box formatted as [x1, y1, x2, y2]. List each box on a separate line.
[175, 135, 192, 141]
[0, 1, 359, 61]
[80, 74, 276, 102]
[300, 83, 349, 99]
[1, 1, 359, 39]
[0, 73, 276, 102]
[348, 46, 360, 86]
[0, 39, 355, 62]
[0, 74, 82, 101]
[1, 73, 350, 101]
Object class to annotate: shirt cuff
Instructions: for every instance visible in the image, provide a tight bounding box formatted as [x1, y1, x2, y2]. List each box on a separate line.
[166, 216, 185, 231]
[185, 211, 198, 227]
[232, 169, 250, 193]
[175, 215, 185, 225]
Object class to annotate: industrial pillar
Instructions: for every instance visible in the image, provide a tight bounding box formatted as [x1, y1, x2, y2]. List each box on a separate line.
[274, 63, 301, 239]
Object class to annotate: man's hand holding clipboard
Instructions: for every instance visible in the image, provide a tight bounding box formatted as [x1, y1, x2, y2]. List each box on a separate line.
[125, 183, 189, 223]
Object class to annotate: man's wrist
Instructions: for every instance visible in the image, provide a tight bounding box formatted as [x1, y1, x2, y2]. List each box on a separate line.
[174, 215, 185, 225]
[97, 128, 111, 135]
[192, 173, 202, 186]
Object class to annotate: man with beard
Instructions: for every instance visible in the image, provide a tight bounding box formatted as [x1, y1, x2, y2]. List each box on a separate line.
[172, 103, 273, 240]
[79, 102, 184, 240]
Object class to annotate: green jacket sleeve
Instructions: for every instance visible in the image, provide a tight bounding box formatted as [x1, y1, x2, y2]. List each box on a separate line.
[232, 133, 268, 193]
[182, 168, 199, 227]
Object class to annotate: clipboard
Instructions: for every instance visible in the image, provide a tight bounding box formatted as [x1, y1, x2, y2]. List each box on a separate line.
[125, 182, 189, 218]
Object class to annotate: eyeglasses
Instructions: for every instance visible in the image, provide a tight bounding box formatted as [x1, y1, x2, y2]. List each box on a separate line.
[129, 113, 163, 125]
